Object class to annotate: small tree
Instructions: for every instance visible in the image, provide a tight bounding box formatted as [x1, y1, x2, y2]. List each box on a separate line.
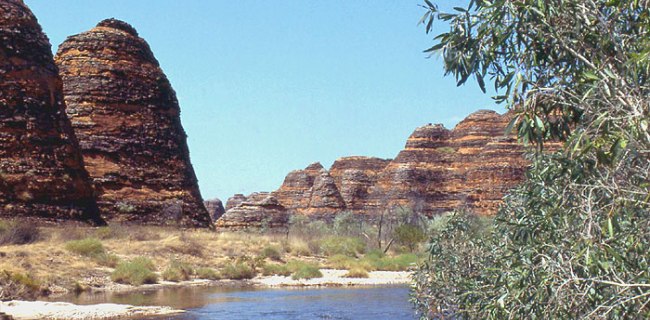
[394, 224, 426, 252]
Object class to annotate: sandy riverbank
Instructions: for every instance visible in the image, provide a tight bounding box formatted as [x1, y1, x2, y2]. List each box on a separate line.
[253, 269, 412, 287]
[0, 300, 183, 320]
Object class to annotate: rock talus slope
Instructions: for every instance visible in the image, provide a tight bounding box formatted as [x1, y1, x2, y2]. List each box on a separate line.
[0, 0, 102, 223]
[55, 19, 210, 227]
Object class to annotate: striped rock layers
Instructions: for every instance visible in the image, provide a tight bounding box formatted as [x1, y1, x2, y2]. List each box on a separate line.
[219, 110, 531, 228]
[55, 19, 210, 227]
[0, 0, 102, 223]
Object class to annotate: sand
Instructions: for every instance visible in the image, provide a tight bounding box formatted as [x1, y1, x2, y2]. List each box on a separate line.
[253, 269, 412, 287]
[0, 300, 183, 320]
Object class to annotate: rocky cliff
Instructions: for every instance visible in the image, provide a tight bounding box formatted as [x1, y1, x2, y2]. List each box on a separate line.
[55, 19, 210, 227]
[0, 0, 102, 224]
[218, 110, 531, 228]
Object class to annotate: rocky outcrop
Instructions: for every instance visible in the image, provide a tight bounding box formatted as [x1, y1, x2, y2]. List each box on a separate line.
[370, 110, 528, 216]
[216, 192, 288, 230]
[55, 19, 210, 227]
[329, 157, 391, 211]
[219, 110, 532, 228]
[204, 198, 225, 221]
[0, 0, 102, 224]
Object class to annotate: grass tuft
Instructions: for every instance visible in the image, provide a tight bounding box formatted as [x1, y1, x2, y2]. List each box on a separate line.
[64, 238, 105, 257]
[110, 257, 158, 285]
[287, 260, 322, 280]
[162, 260, 194, 282]
[220, 262, 256, 280]
[343, 267, 369, 278]
[196, 267, 221, 280]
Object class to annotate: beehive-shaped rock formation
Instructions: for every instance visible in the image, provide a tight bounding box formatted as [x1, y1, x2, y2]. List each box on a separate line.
[0, 0, 102, 223]
[55, 19, 210, 227]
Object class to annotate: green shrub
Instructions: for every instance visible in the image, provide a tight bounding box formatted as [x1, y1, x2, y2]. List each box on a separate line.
[364, 253, 418, 271]
[94, 253, 121, 268]
[287, 260, 322, 280]
[261, 263, 291, 276]
[0, 270, 43, 300]
[343, 267, 369, 278]
[111, 257, 158, 285]
[327, 254, 356, 269]
[0, 220, 41, 245]
[220, 262, 256, 280]
[162, 260, 194, 282]
[260, 245, 282, 261]
[394, 224, 426, 252]
[320, 236, 366, 257]
[65, 238, 105, 257]
[196, 267, 221, 280]
[436, 146, 456, 154]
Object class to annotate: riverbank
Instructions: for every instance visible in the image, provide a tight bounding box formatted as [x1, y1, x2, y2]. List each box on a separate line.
[1, 271, 411, 319]
[0, 300, 183, 320]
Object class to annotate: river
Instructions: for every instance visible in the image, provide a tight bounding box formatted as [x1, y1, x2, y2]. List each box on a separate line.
[58, 285, 416, 319]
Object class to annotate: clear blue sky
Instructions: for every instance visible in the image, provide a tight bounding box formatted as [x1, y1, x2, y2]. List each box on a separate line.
[27, 1, 501, 201]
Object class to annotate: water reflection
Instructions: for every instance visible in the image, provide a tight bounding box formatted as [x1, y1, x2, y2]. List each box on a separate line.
[51, 285, 416, 320]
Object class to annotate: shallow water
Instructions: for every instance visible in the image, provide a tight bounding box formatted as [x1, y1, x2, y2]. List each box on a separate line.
[55, 285, 416, 319]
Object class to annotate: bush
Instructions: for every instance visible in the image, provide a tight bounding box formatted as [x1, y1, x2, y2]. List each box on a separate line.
[0, 220, 41, 245]
[363, 253, 418, 271]
[394, 224, 426, 252]
[260, 245, 282, 261]
[220, 262, 256, 280]
[327, 254, 356, 269]
[285, 238, 311, 256]
[320, 236, 366, 257]
[111, 257, 158, 285]
[0, 270, 44, 300]
[196, 267, 221, 280]
[94, 253, 121, 268]
[162, 260, 194, 282]
[287, 260, 322, 280]
[343, 267, 369, 278]
[261, 263, 291, 276]
[65, 238, 105, 257]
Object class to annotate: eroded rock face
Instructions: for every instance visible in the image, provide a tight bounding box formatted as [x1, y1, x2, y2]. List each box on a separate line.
[55, 19, 210, 227]
[216, 192, 288, 230]
[329, 157, 390, 210]
[219, 109, 532, 228]
[0, 0, 102, 223]
[371, 110, 527, 216]
[204, 198, 225, 221]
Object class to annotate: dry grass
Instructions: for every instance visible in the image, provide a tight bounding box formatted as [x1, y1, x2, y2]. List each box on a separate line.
[0, 221, 414, 299]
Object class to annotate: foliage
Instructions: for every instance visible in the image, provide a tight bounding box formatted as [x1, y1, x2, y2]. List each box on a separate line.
[260, 245, 283, 261]
[343, 267, 369, 278]
[415, 0, 650, 318]
[261, 263, 292, 276]
[65, 238, 105, 257]
[111, 257, 158, 285]
[320, 236, 367, 257]
[287, 260, 323, 280]
[220, 261, 257, 280]
[162, 260, 194, 282]
[394, 224, 427, 252]
[0, 270, 44, 301]
[0, 220, 41, 245]
[196, 267, 221, 280]
[412, 212, 495, 318]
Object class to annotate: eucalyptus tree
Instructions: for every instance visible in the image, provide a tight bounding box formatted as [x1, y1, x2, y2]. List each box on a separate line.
[413, 0, 650, 318]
